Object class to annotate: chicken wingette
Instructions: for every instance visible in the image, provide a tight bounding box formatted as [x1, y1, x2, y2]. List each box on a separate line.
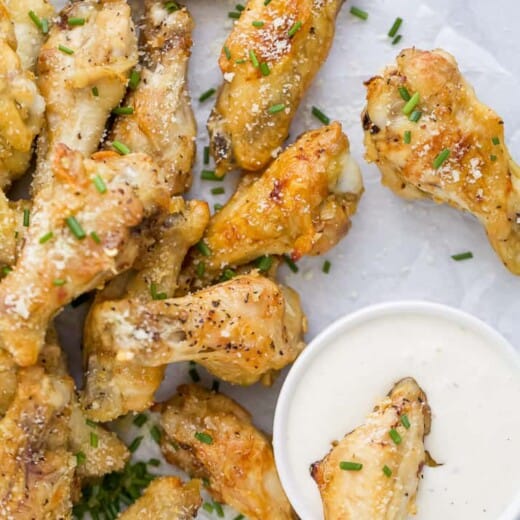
[88, 273, 306, 386]
[363, 48, 520, 274]
[208, 0, 344, 175]
[182, 122, 362, 290]
[0, 146, 169, 366]
[118, 477, 202, 520]
[160, 384, 295, 520]
[311, 378, 432, 520]
[109, 0, 196, 195]
[82, 198, 210, 421]
[35, 0, 137, 191]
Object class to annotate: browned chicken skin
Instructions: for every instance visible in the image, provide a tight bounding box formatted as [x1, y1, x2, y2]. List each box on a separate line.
[160, 384, 295, 520]
[363, 48, 520, 274]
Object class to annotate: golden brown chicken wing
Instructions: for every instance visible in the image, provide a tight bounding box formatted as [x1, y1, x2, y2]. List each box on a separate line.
[160, 384, 295, 520]
[208, 0, 344, 175]
[363, 48, 520, 274]
[311, 378, 431, 520]
[109, 0, 196, 195]
[89, 273, 306, 386]
[35, 0, 137, 191]
[182, 122, 362, 290]
[0, 146, 169, 366]
[118, 477, 202, 520]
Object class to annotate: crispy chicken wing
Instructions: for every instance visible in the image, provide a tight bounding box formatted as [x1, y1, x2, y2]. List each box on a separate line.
[182, 122, 362, 290]
[363, 48, 520, 274]
[109, 0, 196, 195]
[118, 477, 201, 520]
[208, 0, 344, 175]
[0, 146, 169, 366]
[35, 0, 137, 191]
[89, 273, 306, 386]
[311, 378, 432, 520]
[160, 384, 295, 520]
[82, 198, 210, 421]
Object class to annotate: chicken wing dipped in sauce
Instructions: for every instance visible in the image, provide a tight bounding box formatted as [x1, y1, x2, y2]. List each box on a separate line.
[363, 48, 520, 274]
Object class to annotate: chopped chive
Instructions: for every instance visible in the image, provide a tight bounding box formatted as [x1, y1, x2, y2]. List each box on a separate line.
[401, 414, 411, 429]
[214, 203, 223, 212]
[150, 283, 167, 300]
[235, 58, 247, 64]
[28, 11, 49, 34]
[148, 458, 161, 467]
[490, 154, 497, 162]
[85, 419, 97, 428]
[228, 11, 240, 19]
[211, 379, 220, 392]
[92, 174, 107, 194]
[201, 170, 223, 181]
[402, 91, 420, 115]
[165, 1, 180, 12]
[39, 231, 54, 244]
[389, 428, 402, 444]
[255, 255, 273, 272]
[283, 255, 299, 273]
[492, 136, 500, 145]
[112, 140, 131, 155]
[68, 17, 85, 26]
[223, 46, 231, 59]
[112, 106, 134, 115]
[196, 262, 206, 278]
[128, 436, 143, 453]
[53, 279, 66, 286]
[388, 17, 403, 38]
[398, 86, 411, 101]
[90, 231, 101, 244]
[41, 18, 49, 34]
[23, 209, 30, 227]
[260, 62, 270, 76]
[150, 425, 162, 444]
[264, 0, 271, 4]
[66, 216, 86, 240]
[129, 69, 141, 90]
[203, 146, 210, 164]
[433, 148, 450, 169]
[350, 6, 368, 20]
[451, 251, 473, 261]
[249, 49, 259, 68]
[233, 516, 245, 520]
[199, 88, 216, 102]
[392, 34, 402, 45]
[133, 413, 148, 427]
[196, 241, 212, 257]
[312, 106, 330, 125]
[235, 4, 245, 11]
[383, 465, 392, 477]
[91, 86, 99, 97]
[213, 502, 225, 517]
[288, 20, 302, 37]
[268, 103, 285, 114]
[404, 130, 411, 144]
[203, 503, 214, 513]
[322, 260, 331, 274]
[252, 20, 265, 27]
[409, 110, 422, 123]
[1, 266, 12, 277]
[211, 187, 225, 195]
[58, 44, 74, 55]
[221, 268, 236, 281]
[90, 432, 99, 448]
[194, 432, 213, 444]
[76, 451, 86, 465]
[339, 461, 363, 471]
[189, 367, 200, 382]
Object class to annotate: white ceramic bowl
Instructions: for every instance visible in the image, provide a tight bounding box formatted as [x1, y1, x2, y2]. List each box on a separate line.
[273, 301, 520, 520]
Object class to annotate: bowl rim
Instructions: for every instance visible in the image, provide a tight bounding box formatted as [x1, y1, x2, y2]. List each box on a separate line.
[273, 300, 520, 519]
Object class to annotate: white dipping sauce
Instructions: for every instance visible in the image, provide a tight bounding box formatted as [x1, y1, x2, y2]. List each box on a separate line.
[277, 306, 520, 519]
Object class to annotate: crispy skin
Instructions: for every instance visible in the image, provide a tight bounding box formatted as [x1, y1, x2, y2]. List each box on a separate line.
[0, 4, 45, 188]
[118, 477, 201, 520]
[182, 122, 362, 290]
[3, 0, 55, 71]
[363, 48, 520, 274]
[82, 199, 210, 421]
[89, 273, 306, 386]
[208, 0, 344, 175]
[0, 146, 169, 366]
[110, 1, 196, 195]
[311, 378, 431, 520]
[160, 385, 295, 520]
[35, 0, 137, 191]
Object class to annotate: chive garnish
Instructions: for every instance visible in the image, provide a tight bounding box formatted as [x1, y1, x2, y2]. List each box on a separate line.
[229, 11, 240, 19]
[350, 6, 368, 20]
[235, 4, 245, 11]
[128, 436, 143, 453]
[392, 34, 402, 45]
[92, 174, 107, 193]
[268, 103, 285, 114]
[90, 231, 101, 244]
[53, 279, 66, 286]
[196, 241, 212, 257]
[283, 255, 299, 273]
[196, 262, 206, 277]
[388, 17, 403, 38]
[41, 18, 49, 34]
[91, 86, 99, 97]
[76, 451, 86, 465]
[389, 428, 402, 444]
[203, 503, 214, 513]
[165, 1, 180, 12]
[255, 255, 273, 272]
[451, 251, 473, 261]
[401, 414, 411, 429]
[129, 69, 141, 90]
[201, 170, 222, 181]
[213, 502, 225, 517]
[199, 88, 216, 102]
[264, 0, 272, 5]
[66, 216, 86, 240]
[288, 20, 302, 37]
[58, 44, 74, 55]
[1, 266, 12, 277]
[112, 106, 134, 115]
[39, 231, 54, 244]
[402, 91, 420, 115]
[398, 86, 411, 101]
[214, 203, 223, 212]
[86, 418, 97, 428]
[211, 187, 225, 195]
[68, 17, 85, 26]
[194, 432, 213, 444]
[133, 413, 148, 427]
[322, 260, 331, 274]
[223, 46, 231, 60]
[221, 268, 236, 281]
[23, 209, 30, 227]
[233, 515, 245, 520]
[312, 106, 330, 125]
[404, 130, 411, 144]
[409, 110, 422, 123]
[252, 20, 265, 27]
[492, 136, 500, 145]
[28, 11, 48, 34]
[90, 432, 99, 448]
[150, 283, 167, 300]
[189, 367, 200, 382]
[203, 146, 210, 164]
[490, 154, 497, 162]
[339, 461, 363, 471]
[383, 465, 392, 477]
[260, 62, 270, 76]
[433, 149, 450, 169]
[235, 58, 247, 64]
[249, 49, 260, 68]
[150, 425, 162, 444]
[112, 140, 131, 155]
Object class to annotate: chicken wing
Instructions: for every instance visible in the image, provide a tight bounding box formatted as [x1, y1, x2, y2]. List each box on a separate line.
[0, 3, 45, 188]
[82, 198, 210, 421]
[118, 477, 202, 520]
[311, 377, 432, 520]
[109, 0, 196, 195]
[35, 0, 137, 191]
[208, 0, 344, 175]
[0, 145, 169, 366]
[160, 384, 295, 520]
[182, 122, 362, 290]
[89, 273, 306, 386]
[363, 48, 520, 274]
